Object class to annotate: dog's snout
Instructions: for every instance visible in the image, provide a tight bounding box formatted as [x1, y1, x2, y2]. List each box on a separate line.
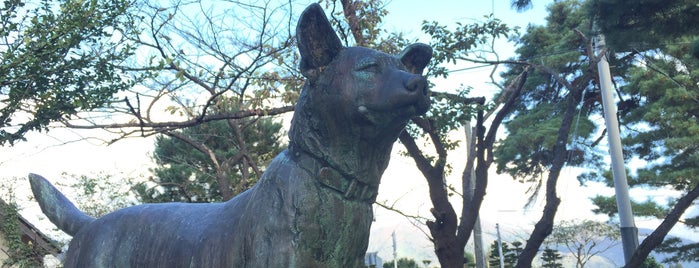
[405, 75, 428, 95]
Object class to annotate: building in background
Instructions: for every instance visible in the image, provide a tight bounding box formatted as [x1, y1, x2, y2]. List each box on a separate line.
[365, 251, 383, 268]
[0, 199, 61, 267]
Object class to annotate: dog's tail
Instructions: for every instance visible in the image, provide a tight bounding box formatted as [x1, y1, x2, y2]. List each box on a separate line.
[28, 173, 95, 236]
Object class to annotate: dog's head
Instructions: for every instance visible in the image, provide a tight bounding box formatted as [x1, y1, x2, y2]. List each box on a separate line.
[289, 4, 431, 184]
[291, 3, 431, 139]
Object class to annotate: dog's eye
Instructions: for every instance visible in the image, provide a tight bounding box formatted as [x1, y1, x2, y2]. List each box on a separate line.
[356, 61, 380, 73]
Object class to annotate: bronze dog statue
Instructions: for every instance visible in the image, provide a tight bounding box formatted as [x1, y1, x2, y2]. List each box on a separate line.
[30, 3, 431, 267]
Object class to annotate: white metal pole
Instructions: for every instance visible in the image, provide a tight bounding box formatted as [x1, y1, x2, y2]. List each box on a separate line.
[496, 223, 505, 268]
[595, 32, 639, 263]
[392, 231, 398, 268]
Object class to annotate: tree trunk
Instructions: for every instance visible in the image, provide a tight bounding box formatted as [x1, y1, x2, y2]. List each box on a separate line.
[515, 80, 580, 267]
[339, 0, 365, 46]
[623, 182, 699, 267]
[165, 131, 235, 200]
[399, 130, 466, 267]
[398, 71, 526, 268]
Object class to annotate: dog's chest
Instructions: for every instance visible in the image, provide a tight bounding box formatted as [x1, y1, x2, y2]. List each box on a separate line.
[241, 150, 373, 266]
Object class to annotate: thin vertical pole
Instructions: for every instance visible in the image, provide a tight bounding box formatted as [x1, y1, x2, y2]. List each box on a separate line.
[392, 231, 398, 268]
[496, 223, 505, 268]
[595, 32, 639, 264]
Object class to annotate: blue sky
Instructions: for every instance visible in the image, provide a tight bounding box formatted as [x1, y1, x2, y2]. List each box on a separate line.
[384, 0, 549, 36]
[383, 0, 549, 98]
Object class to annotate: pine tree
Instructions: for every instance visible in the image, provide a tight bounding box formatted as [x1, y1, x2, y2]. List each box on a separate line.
[508, 241, 524, 264]
[589, 0, 699, 52]
[382, 257, 419, 268]
[489, 241, 517, 268]
[495, 0, 699, 264]
[587, 0, 699, 263]
[137, 115, 283, 203]
[540, 247, 563, 268]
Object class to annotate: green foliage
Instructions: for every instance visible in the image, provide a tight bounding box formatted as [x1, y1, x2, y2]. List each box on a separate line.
[618, 52, 699, 191]
[497, 2, 698, 263]
[514, 0, 591, 69]
[0, 0, 138, 145]
[540, 247, 563, 268]
[2, 0, 302, 143]
[464, 251, 475, 267]
[408, 12, 519, 164]
[494, 0, 600, 182]
[495, 103, 596, 180]
[327, 0, 391, 48]
[585, 0, 699, 187]
[56, 172, 139, 217]
[590, 195, 668, 219]
[422, 14, 518, 70]
[488, 240, 520, 268]
[382, 257, 419, 268]
[586, 1, 699, 262]
[640, 256, 664, 268]
[0, 190, 43, 267]
[589, 0, 699, 52]
[656, 237, 699, 263]
[507, 241, 523, 265]
[0, 204, 41, 267]
[488, 240, 504, 267]
[139, 114, 284, 203]
[511, 0, 533, 12]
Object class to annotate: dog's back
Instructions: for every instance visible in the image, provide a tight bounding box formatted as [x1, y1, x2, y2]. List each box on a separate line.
[60, 153, 314, 267]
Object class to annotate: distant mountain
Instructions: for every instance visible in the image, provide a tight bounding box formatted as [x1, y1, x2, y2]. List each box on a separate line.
[368, 222, 437, 264]
[368, 220, 697, 267]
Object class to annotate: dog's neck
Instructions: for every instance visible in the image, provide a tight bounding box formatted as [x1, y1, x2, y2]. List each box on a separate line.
[289, 144, 380, 203]
[288, 106, 399, 203]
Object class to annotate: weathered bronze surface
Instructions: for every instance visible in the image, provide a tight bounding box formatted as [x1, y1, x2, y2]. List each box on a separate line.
[30, 3, 431, 267]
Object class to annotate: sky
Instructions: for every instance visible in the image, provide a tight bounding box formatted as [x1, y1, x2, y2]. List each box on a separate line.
[0, 2, 552, 178]
[2, 0, 553, 194]
[1, 0, 696, 265]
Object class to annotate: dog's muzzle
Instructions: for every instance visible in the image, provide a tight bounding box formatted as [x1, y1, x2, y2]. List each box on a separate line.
[406, 75, 430, 114]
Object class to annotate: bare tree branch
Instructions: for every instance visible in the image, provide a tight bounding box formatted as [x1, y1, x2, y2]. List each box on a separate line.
[624, 182, 699, 268]
[339, 0, 365, 46]
[58, 1, 300, 141]
[374, 201, 433, 239]
[62, 105, 294, 134]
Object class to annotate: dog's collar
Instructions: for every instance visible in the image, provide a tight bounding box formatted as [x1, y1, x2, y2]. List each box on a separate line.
[291, 148, 378, 203]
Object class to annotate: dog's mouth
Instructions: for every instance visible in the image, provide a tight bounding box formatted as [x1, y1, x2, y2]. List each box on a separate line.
[412, 93, 431, 115]
[357, 96, 430, 126]
[355, 74, 431, 125]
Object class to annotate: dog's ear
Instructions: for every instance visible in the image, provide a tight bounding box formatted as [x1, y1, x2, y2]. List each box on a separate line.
[297, 3, 343, 80]
[399, 43, 432, 74]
